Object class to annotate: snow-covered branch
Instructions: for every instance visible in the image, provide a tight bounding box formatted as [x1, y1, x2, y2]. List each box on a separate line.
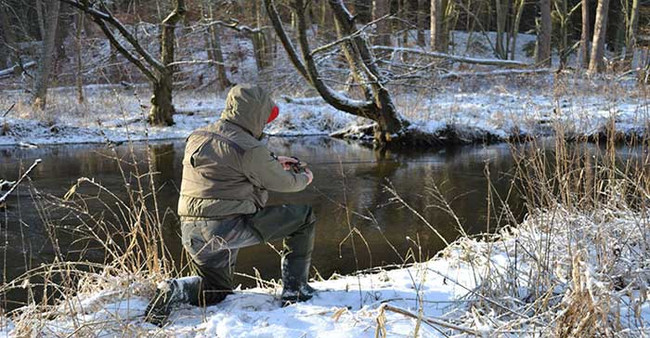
[167, 60, 226, 67]
[440, 68, 553, 79]
[374, 46, 531, 67]
[203, 19, 265, 35]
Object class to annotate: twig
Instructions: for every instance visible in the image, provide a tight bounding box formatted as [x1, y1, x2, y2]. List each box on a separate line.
[3, 103, 15, 117]
[381, 304, 481, 335]
[0, 159, 42, 204]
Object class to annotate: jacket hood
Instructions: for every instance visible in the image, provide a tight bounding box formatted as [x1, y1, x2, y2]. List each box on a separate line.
[220, 84, 275, 138]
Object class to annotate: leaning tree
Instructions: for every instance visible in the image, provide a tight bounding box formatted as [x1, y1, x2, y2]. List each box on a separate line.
[264, 0, 406, 146]
[61, 0, 185, 126]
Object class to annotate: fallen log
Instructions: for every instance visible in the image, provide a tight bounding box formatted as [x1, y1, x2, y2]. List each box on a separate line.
[440, 68, 552, 79]
[374, 46, 530, 67]
[0, 61, 36, 78]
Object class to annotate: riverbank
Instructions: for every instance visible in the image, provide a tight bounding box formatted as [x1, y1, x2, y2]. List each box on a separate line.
[0, 75, 648, 147]
[1, 202, 648, 336]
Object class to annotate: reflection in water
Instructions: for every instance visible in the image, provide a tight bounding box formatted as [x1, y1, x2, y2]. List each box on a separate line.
[0, 137, 524, 308]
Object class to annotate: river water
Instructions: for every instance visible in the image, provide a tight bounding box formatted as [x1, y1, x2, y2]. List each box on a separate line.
[0, 137, 523, 308]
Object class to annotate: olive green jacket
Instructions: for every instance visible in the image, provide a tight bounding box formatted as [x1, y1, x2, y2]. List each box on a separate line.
[178, 85, 310, 220]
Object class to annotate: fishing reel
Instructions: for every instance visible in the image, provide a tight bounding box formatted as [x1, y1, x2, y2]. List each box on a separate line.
[289, 156, 308, 173]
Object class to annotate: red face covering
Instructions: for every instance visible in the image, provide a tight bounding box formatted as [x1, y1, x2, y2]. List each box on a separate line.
[267, 105, 279, 124]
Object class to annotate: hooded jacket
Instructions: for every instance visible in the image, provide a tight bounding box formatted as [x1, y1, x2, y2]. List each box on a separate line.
[177, 85, 310, 219]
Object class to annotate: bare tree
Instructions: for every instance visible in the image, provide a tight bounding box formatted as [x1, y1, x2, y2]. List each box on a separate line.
[536, 0, 552, 66]
[509, 0, 526, 60]
[579, 0, 590, 68]
[0, 4, 19, 70]
[265, 0, 405, 146]
[555, 0, 569, 66]
[588, 0, 610, 74]
[62, 0, 186, 126]
[373, 0, 392, 46]
[625, 0, 640, 63]
[417, 0, 427, 47]
[495, 0, 508, 59]
[201, 0, 230, 90]
[33, 0, 61, 109]
[430, 0, 442, 51]
[75, 9, 84, 104]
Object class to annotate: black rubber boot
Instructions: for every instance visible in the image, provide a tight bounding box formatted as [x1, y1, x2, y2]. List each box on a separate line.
[144, 276, 202, 327]
[280, 256, 317, 304]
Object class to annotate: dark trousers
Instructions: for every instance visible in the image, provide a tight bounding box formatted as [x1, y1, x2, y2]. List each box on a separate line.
[181, 204, 316, 305]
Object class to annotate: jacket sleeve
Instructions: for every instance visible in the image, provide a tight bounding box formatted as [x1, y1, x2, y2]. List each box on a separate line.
[243, 146, 310, 193]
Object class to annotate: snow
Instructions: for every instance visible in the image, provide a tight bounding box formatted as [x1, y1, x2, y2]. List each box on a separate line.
[3, 202, 649, 336]
[0, 78, 647, 146]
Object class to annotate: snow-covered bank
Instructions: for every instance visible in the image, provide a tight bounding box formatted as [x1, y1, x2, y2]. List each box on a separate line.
[3, 204, 649, 337]
[1, 78, 648, 147]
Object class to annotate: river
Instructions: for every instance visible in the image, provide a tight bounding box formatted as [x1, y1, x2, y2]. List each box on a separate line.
[0, 137, 523, 309]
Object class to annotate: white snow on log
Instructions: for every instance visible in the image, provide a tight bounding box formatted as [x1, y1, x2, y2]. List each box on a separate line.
[374, 46, 531, 67]
[0, 61, 36, 78]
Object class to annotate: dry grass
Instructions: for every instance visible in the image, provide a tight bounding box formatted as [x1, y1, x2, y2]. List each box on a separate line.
[0, 142, 183, 336]
[427, 122, 650, 335]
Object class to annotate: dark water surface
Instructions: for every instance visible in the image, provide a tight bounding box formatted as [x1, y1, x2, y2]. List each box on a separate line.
[0, 137, 523, 308]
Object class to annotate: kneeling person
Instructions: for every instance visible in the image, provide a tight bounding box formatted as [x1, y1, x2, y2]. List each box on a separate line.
[146, 84, 316, 326]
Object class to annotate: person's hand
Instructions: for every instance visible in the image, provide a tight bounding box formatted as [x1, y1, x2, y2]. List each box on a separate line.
[303, 167, 314, 185]
[277, 156, 298, 171]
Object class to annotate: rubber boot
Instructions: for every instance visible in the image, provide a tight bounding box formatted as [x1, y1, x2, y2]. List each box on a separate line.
[280, 256, 316, 303]
[144, 276, 202, 326]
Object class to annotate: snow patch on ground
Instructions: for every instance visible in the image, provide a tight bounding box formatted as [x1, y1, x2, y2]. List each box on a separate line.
[4, 204, 649, 336]
[1, 80, 647, 146]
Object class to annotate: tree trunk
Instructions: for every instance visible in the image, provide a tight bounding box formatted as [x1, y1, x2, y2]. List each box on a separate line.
[149, 0, 186, 125]
[355, 0, 372, 23]
[149, 73, 174, 125]
[417, 0, 427, 47]
[327, 0, 404, 143]
[625, 0, 640, 62]
[204, 1, 230, 90]
[579, 0, 590, 68]
[75, 10, 84, 104]
[36, 0, 46, 41]
[210, 26, 230, 89]
[558, 0, 569, 67]
[430, 0, 441, 51]
[495, 0, 508, 59]
[373, 0, 391, 46]
[588, 0, 609, 74]
[33, 0, 61, 109]
[536, 0, 552, 66]
[0, 5, 18, 70]
[509, 0, 525, 60]
[334, 19, 373, 100]
[54, 2, 72, 60]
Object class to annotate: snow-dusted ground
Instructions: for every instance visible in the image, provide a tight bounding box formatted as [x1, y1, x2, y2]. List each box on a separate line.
[0, 76, 648, 147]
[2, 204, 649, 337]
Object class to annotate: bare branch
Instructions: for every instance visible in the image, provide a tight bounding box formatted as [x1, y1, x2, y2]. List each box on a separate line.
[294, 0, 376, 117]
[310, 14, 390, 56]
[93, 17, 157, 82]
[60, 0, 165, 72]
[0, 159, 42, 205]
